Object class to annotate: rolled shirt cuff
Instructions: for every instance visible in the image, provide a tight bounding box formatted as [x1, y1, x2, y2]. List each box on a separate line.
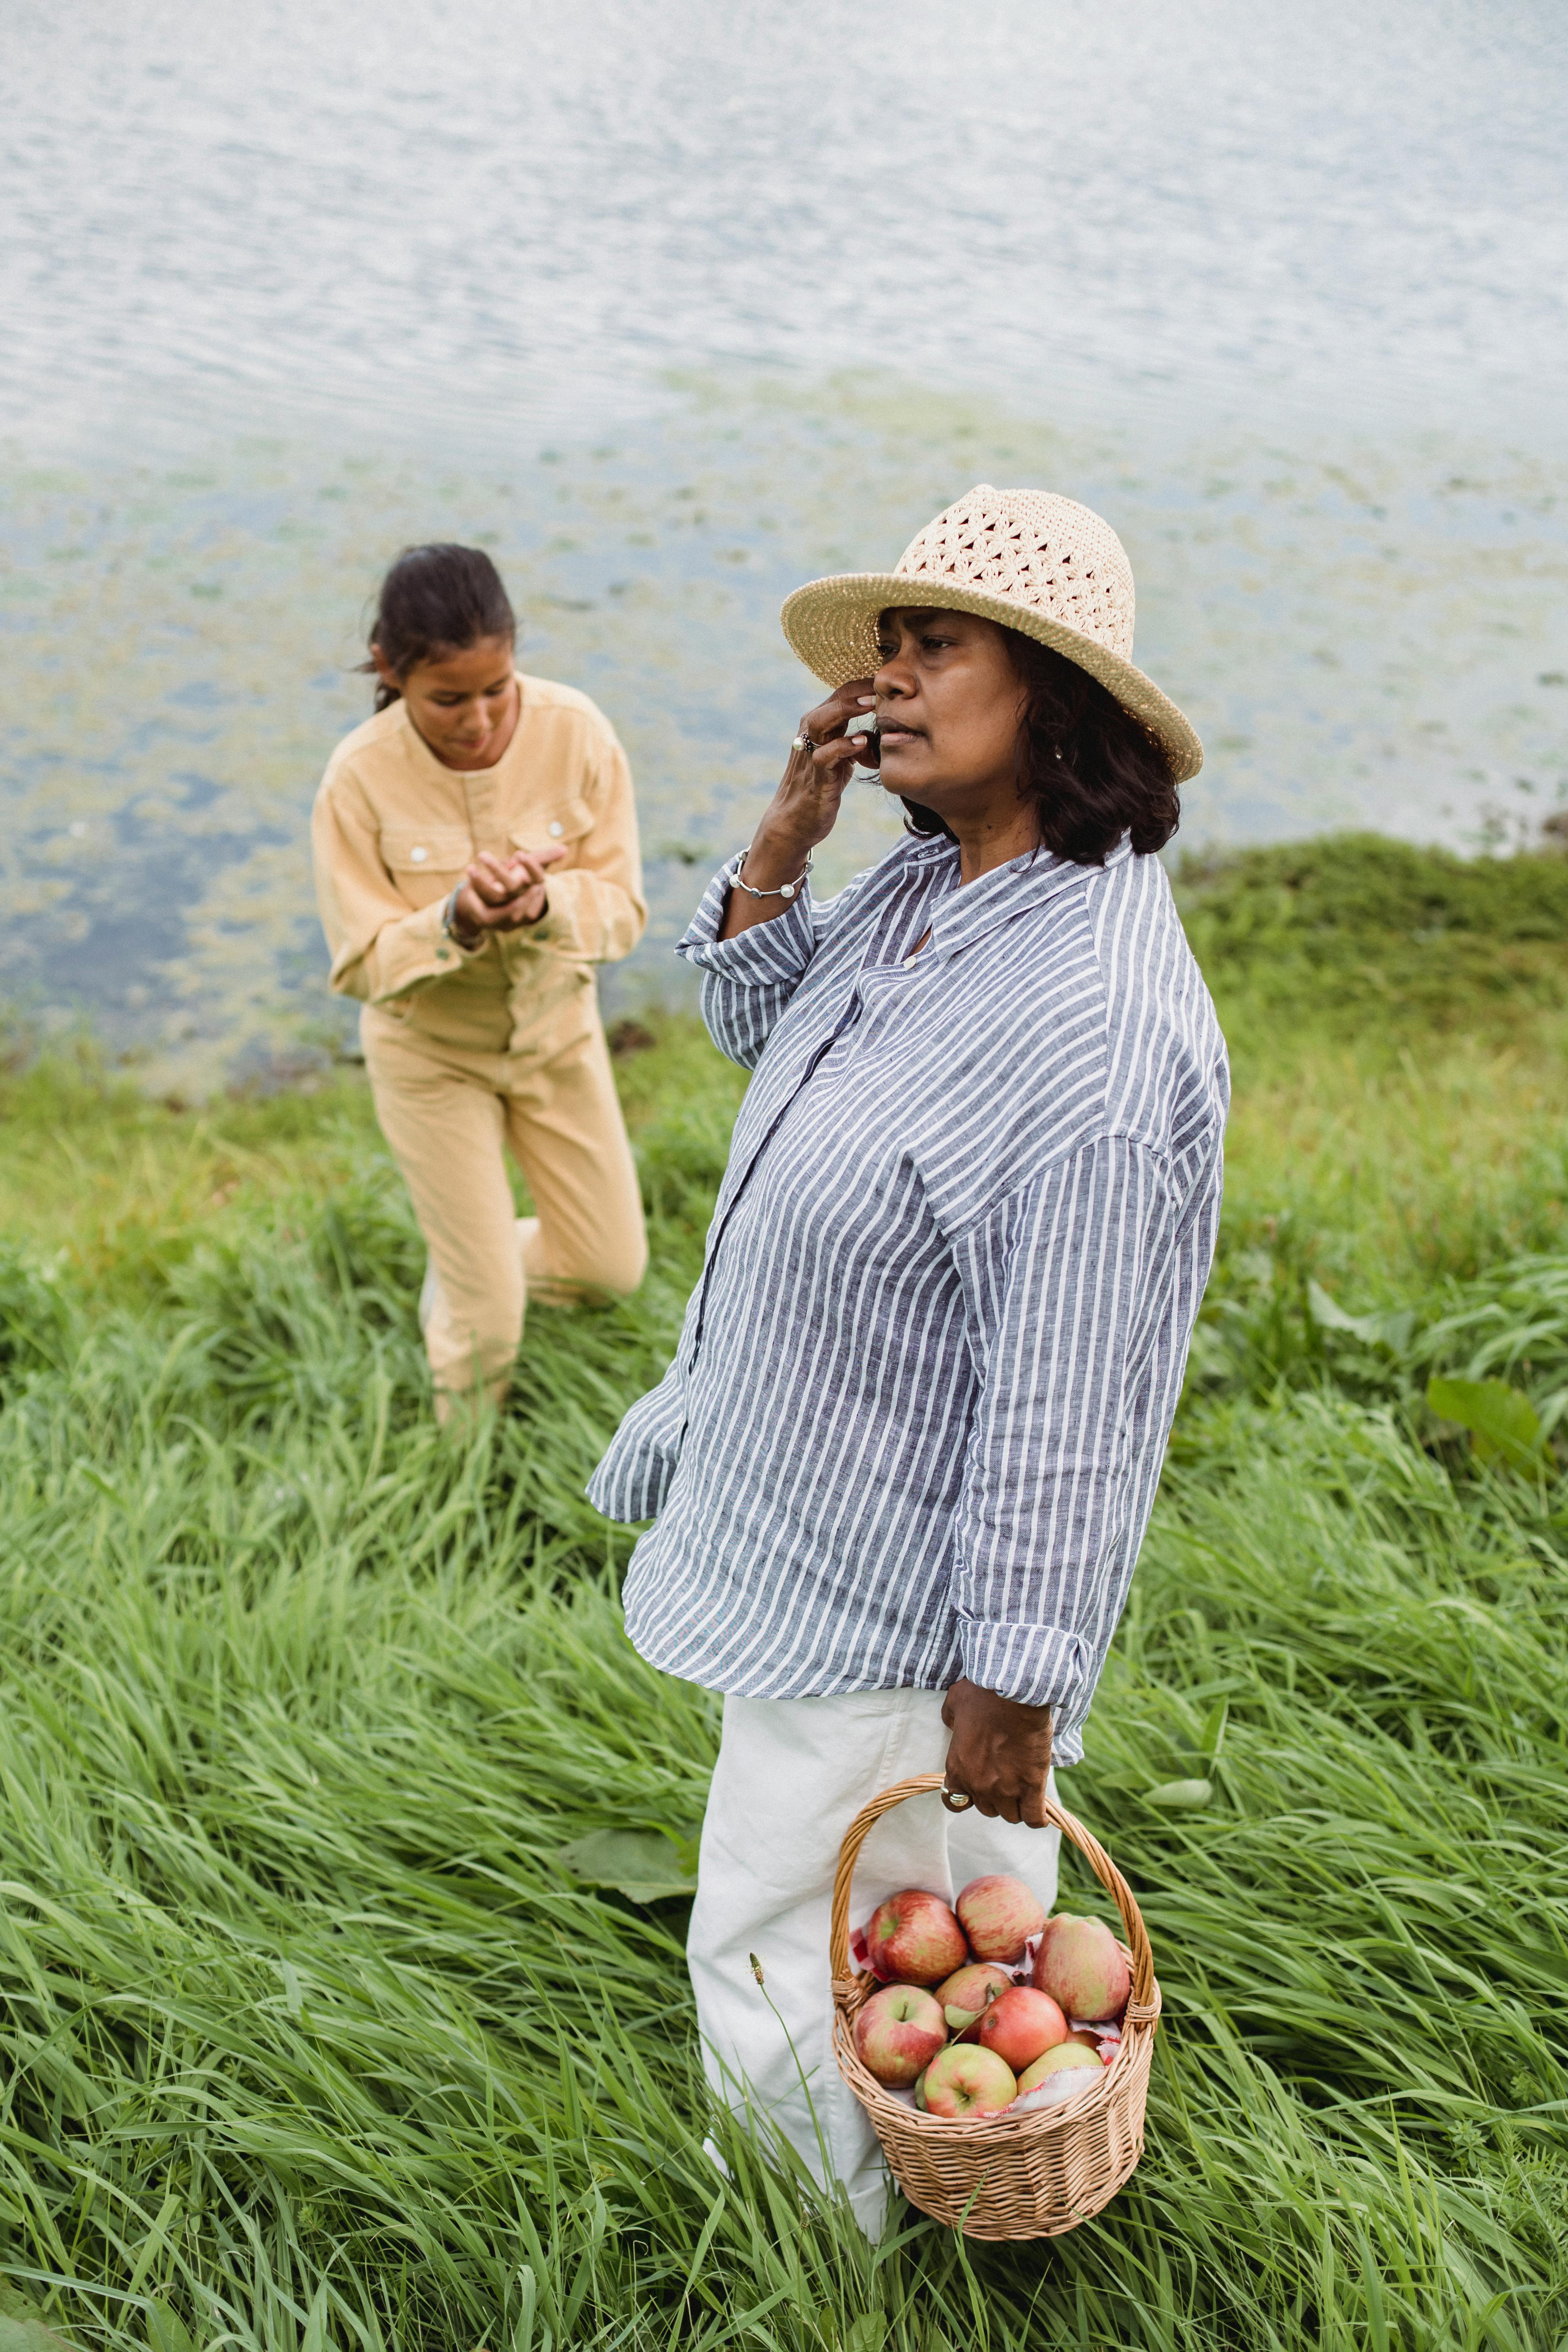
[676, 852, 817, 976]
[513, 902, 559, 949]
[525, 869, 577, 951]
[957, 1618, 1095, 1762]
[368, 897, 477, 999]
[523, 868, 646, 964]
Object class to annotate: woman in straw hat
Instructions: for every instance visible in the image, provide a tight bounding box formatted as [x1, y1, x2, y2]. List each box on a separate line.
[590, 486, 1229, 2231]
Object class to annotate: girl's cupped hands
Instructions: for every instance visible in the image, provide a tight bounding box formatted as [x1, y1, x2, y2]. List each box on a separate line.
[451, 844, 568, 941]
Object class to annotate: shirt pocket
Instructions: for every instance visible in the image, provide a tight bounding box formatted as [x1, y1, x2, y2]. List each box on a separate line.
[378, 822, 473, 908]
[510, 797, 593, 865]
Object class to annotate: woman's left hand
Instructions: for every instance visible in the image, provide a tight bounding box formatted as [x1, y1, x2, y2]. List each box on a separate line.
[941, 1677, 1054, 1826]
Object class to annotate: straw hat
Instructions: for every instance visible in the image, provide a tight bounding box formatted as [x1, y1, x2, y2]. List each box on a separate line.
[780, 484, 1202, 783]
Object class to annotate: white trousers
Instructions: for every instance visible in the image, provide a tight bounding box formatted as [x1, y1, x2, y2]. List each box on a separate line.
[688, 1688, 1060, 2237]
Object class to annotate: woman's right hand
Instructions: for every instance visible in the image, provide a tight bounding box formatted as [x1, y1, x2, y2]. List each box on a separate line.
[719, 679, 877, 937]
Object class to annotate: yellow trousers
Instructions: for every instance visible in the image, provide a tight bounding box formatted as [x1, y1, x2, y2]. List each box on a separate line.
[362, 1007, 647, 1405]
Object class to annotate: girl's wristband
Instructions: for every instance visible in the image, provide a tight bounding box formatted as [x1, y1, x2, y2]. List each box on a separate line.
[441, 889, 482, 951]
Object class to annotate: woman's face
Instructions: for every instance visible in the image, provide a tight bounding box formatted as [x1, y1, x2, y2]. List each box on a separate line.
[376, 634, 519, 770]
[873, 608, 1027, 819]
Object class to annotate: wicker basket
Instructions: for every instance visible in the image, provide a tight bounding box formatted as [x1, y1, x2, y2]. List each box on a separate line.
[829, 1773, 1161, 2239]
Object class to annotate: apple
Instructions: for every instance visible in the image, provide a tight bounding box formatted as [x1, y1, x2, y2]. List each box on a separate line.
[852, 1984, 948, 2087]
[919, 2043, 1018, 2119]
[976, 1985, 1069, 2072]
[1014, 2042, 1104, 2104]
[933, 1961, 1014, 2039]
[1033, 1914, 1131, 2022]
[863, 1888, 967, 1985]
[956, 1873, 1047, 1963]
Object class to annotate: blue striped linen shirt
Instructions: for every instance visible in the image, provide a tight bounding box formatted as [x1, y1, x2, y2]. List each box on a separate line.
[588, 829, 1229, 1764]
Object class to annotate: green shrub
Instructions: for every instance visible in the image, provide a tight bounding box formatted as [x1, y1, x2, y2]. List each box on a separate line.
[1178, 833, 1568, 1051]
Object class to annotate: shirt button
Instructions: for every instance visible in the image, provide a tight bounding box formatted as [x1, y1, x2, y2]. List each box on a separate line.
[410, 846, 428, 863]
[547, 820, 564, 838]
[903, 955, 918, 968]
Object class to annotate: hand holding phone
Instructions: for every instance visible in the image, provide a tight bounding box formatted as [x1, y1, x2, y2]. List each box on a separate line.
[717, 679, 878, 940]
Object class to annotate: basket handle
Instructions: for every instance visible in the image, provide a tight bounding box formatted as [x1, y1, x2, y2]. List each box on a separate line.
[828, 1771, 1159, 2027]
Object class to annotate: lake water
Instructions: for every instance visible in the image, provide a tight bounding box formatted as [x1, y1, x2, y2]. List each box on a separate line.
[3, 0, 1566, 1087]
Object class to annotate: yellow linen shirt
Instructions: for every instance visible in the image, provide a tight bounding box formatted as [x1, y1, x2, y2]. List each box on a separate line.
[312, 673, 646, 1057]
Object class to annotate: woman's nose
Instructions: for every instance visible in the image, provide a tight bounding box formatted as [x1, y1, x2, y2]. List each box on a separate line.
[873, 652, 913, 700]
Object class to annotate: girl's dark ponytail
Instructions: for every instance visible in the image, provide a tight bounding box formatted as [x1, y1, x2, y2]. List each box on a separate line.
[363, 544, 516, 710]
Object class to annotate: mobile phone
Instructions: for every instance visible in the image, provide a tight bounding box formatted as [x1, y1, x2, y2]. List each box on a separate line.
[853, 724, 882, 770]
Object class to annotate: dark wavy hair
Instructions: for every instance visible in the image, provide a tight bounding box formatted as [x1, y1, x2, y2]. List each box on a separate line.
[361, 544, 516, 712]
[901, 626, 1180, 864]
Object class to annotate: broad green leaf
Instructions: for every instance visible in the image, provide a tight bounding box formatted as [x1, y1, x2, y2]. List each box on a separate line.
[1307, 1284, 1415, 1353]
[0, 2323, 74, 2352]
[1143, 1779, 1214, 1808]
[557, 1827, 697, 1903]
[1425, 1376, 1550, 1473]
[143, 2302, 198, 2352]
[0, 2288, 76, 2352]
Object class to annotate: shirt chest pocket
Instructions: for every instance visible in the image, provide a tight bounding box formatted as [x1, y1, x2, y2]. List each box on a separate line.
[378, 823, 473, 907]
[510, 797, 592, 867]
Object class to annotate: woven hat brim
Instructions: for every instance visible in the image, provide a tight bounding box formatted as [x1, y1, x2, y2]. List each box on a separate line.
[780, 573, 1203, 784]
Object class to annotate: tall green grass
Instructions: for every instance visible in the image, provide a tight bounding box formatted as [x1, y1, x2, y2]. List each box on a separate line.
[2, 841, 1566, 2350]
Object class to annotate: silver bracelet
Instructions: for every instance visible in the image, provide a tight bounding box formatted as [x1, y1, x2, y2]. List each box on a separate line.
[731, 849, 813, 903]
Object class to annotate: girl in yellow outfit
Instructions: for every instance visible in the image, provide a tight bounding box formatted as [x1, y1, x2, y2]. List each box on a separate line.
[312, 544, 648, 1415]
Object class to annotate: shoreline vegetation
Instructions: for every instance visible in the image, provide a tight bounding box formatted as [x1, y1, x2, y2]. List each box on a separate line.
[2, 832, 1566, 2350]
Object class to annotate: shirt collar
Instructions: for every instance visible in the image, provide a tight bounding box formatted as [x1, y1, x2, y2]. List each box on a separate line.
[911, 832, 1131, 960]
